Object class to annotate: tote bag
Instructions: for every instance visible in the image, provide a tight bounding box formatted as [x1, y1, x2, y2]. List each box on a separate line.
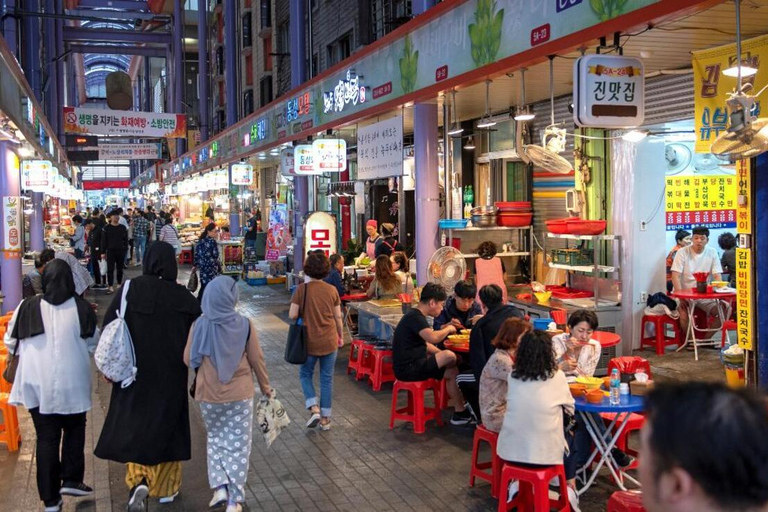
[284, 283, 308, 364]
[94, 281, 138, 388]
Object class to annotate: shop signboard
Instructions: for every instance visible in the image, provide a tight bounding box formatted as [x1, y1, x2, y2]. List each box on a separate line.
[2, 196, 22, 255]
[692, 35, 768, 153]
[96, 143, 163, 160]
[231, 164, 253, 186]
[664, 174, 737, 231]
[21, 160, 53, 193]
[735, 247, 753, 350]
[295, 145, 315, 175]
[573, 54, 644, 128]
[736, 159, 751, 235]
[357, 115, 404, 180]
[312, 139, 347, 173]
[280, 147, 295, 176]
[303, 212, 337, 258]
[63, 107, 187, 138]
[266, 204, 289, 261]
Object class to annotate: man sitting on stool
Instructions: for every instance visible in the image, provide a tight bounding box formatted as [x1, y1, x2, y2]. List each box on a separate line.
[432, 280, 484, 332]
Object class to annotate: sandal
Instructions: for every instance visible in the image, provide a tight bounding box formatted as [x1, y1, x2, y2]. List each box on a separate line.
[319, 418, 331, 431]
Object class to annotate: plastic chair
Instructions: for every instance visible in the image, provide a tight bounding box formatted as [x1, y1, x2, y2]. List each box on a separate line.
[438, 377, 449, 410]
[389, 379, 443, 434]
[0, 356, 11, 394]
[0, 393, 20, 452]
[602, 357, 652, 465]
[721, 319, 737, 347]
[497, 463, 570, 512]
[355, 342, 376, 381]
[607, 490, 645, 512]
[469, 425, 501, 498]
[640, 315, 682, 355]
[368, 349, 395, 391]
[346, 339, 365, 376]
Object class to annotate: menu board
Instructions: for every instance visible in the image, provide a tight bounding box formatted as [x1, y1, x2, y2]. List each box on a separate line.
[665, 174, 736, 231]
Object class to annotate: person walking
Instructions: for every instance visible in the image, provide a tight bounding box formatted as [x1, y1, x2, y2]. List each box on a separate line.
[194, 223, 220, 302]
[153, 211, 165, 242]
[132, 210, 149, 266]
[184, 276, 272, 512]
[159, 213, 182, 255]
[5, 259, 99, 512]
[289, 252, 343, 430]
[70, 215, 86, 259]
[86, 216, 105, 289]
[101, 210, 129, 294]
[95, 242, 201, 511]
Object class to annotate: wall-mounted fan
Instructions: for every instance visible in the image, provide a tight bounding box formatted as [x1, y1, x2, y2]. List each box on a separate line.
[427, 246, 466, 291]
[665, 143, 692, 174]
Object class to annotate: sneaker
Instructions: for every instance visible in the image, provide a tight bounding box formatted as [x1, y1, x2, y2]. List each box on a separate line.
[106, 286, 114, 294]
[506, 480, 519, 503]
[43, 499, 62, 512]
[465, 402, 479, 423]
[567, 486, 582, 512]
[209, 486, 228, 508]
[319, 420, 331, 431]
[127, 479, 149, 512]
[225, 503, 242, 512]
[306, 412, 321, 429]
[158, 491, 179, 504]
[450, 409, 473, 426]
[60, 481, 94, 496]
[612, 448, 635, 468]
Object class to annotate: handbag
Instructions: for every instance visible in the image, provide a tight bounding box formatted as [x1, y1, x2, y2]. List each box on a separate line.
[3, 341, 19, 384]
[284, 283, 309, 364]
[187, 269, 199, 292]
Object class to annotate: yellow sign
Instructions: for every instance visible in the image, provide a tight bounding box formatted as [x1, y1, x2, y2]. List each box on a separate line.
[665, 175, 737, 230]
[692, 34, 768, 153]
[735, 248, 753, 350]
[736, 160, 751, 235]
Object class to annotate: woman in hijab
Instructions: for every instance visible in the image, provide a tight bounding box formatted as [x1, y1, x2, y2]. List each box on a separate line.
[4, 259, 99, 512]
[55, 251, 94, 296]
[184, 276, 272, 512]
[95, 242, 201, 512]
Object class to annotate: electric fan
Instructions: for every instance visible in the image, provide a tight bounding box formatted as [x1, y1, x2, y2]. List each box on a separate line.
[427, 246, 467, 291]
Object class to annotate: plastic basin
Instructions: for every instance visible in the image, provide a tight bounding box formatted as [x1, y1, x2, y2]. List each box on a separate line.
[497, 212, 533, 227]
[566, 219, 607, 235]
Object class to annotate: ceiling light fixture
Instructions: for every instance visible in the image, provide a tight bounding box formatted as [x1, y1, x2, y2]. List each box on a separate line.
[622, 129, 648, 142]
[514, 69, 536, 121]
[477, 79, 497, 129]
[447, 89, 464, 136]
[464, 136, 476, 150]
[723, 64, 758, 78]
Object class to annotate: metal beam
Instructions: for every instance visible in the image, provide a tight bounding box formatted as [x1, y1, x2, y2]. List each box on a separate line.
[68, 43, 166, 58]
[65, 8, 164, 22]
[63, 26, 171, 45]
[76, 0, 148, 9]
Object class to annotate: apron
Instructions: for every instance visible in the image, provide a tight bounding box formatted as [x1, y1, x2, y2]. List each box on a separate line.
[366, 236, 380, 259]
[475, 257, 508, 304]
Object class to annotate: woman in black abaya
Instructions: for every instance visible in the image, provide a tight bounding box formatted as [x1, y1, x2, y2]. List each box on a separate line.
[95, 242, 201, 511]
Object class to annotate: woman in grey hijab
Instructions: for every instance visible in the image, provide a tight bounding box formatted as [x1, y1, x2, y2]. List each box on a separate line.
[184, 276, 272, 512]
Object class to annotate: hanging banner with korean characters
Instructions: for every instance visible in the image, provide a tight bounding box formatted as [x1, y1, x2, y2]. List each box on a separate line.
[230, 164, 253, 186]
[3, 196, 22, 255]
[357, 115, 404, 180]
[294, 145, 316, 175]
[736, 159, 751, 235]
[266, 204, 289, 261]
[692, 35, 768, 153]
[63, 107, 187, 138]
[280, 147, 295, 176]
[303, 212, 337, 257]
[735, 247, 753, 350]
[312, 139, 347, 173]
[21, 160, 53, 193]
[665, 174, 737, 231]
[97, 143, 163, 160]
[573, 54, 644, 128]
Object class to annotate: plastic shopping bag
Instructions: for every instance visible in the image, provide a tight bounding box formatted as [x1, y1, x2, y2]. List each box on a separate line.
[255, 390, 290, 448]
[98, 259, 108, 279]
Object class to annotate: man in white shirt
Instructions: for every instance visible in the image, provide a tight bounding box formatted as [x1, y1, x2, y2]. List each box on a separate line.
[671, 227, 724, 334]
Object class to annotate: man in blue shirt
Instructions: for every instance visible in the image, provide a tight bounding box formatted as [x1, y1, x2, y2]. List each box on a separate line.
[324, 254, 345, 297]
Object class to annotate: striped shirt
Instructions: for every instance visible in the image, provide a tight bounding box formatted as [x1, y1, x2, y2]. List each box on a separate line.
[159, 223, 181, 247]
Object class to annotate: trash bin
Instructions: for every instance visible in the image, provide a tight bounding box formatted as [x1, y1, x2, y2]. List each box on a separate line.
[724, 363, 745, 388]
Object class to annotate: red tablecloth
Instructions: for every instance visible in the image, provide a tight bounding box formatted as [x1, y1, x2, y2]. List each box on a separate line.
[671, 288, 736, 301]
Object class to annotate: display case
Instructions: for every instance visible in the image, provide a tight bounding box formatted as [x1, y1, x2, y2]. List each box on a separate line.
[218, 240, 243, 277]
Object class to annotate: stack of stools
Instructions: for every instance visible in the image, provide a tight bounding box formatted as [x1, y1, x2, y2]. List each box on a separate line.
[497, 463, 570, 512]
[389, 379, 443, 434]
[367, 346, 395, 391]
[640, 314, 682, 355]
[607, 490, 645, 512]
[469, 425, 501, 498]
[0, 312, 20, 452]
[347, 338, 367, 377]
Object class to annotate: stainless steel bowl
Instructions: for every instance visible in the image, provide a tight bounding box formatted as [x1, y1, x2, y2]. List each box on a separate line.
[471, 205, 498, 216]
[471, 214, 497, 227]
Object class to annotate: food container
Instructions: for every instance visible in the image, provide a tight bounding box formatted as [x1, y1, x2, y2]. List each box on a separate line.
[497, 212, 533, 227]
[438, 219, 469, 229]
[586, 390, 604, 404]
[495, 201, 532, 212]
[576, 376, 604, 390]
[630, 380, 655, 396]
[565, 219, 607, 235]
[267, 276, 286, 285]
[532, 318, 553, 330]
[569, 383, 587, 398]
[711, 280, 728, 289]
[471, 205, 498, 216]
[546, 218, 572, 234]
[471, 214, 498, 227]
[534, 291, 552, 303]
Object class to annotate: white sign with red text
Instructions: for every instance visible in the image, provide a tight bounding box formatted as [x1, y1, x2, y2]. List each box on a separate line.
[303, 212, 337, 257]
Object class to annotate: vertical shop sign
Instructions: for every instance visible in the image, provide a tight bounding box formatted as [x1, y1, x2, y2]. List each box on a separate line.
[736, 159, 751, 235]
[735, 248, 753, 350]
[295, 145, 315, 174]
[266, 204, 289, 261]
[280, 148, 295, 176]
[664, 175, 737, 230]
[574, 54, 644, 128]
[692, 35, 768, 153]
[357, 116, 404, 180]
[312, 139, 346, 173]
[230, 164, 253, 186]
[303, 212, 337, 257]
[2, 196, 22, 255]
[21, 160, 53, 193]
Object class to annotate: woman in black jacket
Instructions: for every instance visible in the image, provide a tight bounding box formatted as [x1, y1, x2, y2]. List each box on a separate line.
[101, 210, 128, 293]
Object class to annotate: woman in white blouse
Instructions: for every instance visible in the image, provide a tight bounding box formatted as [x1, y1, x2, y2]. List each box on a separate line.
[5, 260, 99, 512]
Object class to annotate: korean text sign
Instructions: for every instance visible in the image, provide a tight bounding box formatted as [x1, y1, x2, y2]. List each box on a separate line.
[357, 116, 404, 180]
[3, 196, 22, 254]
[63, 107, 187, 138]
[665, 174, 737, 231]
[97, 143, 162, 160]
[303, 212, 337, 257]
[573, 54, 644, 128]
[735, 248, 753, 350]
[692, 34, 768, 153]
[266, 204, 289, 261]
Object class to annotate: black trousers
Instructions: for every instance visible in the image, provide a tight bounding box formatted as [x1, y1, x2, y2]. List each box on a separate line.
[197, 281, 208, 303]
[90, 252, 102, 286]
[29, 408, 87, 503]
[456, 370, 480, 421]
[106, 249, 126, 287]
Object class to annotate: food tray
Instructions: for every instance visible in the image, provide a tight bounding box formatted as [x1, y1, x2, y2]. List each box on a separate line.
[546, 218, 573, 234]
[438, 219, 469, 229]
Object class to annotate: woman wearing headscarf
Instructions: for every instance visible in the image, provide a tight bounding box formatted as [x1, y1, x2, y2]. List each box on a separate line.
[4, 260, 99, 512]
[55, 251, 94, 296]
[95, 242, 201, 511]
[184, 276, 272, 512]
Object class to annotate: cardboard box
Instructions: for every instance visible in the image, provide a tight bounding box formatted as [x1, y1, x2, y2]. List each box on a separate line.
[630, 380, 654, 396]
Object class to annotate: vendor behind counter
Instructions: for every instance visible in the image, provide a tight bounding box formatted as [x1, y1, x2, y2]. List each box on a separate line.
[474, 241, 508, 304]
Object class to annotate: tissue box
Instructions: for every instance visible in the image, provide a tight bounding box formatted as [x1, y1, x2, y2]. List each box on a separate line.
[630, 380, 654, 396]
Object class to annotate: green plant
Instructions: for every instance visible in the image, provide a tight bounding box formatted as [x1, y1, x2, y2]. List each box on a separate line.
[590, 0, 630, 21]
[468, 0, 504, 67]
[342, 238, 366, 264]
[399, 35, 418, 93]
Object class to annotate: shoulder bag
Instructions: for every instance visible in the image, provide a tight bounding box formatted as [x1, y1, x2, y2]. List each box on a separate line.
[3, 340, 19, 384]
[284, 283, 309, 364]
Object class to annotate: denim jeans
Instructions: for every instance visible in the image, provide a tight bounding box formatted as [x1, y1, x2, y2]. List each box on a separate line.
[134, 236, 146, 265]
[299, 351, 338, 417]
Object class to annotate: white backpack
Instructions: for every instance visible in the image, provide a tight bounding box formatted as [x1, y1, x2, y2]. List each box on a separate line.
[95, 280, 137, 388]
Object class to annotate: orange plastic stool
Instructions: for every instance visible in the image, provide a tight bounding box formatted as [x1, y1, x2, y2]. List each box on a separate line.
[355, 342, 376, 381]
[0, 356, 11, 394]
[368, 349, 395, 391]
[469, 425, 501, 498]
[0, 393, 21, 452]
[389, 379, 443, 434]
[346, 339, 365, 376]
[640, 315, 682, 355]
[607, 490, 645, 512]
[497, 463, 570, 512]
[721, 319, 737, 347]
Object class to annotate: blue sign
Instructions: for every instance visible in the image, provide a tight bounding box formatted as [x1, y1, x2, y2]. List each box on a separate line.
[556, 0, 582, 12]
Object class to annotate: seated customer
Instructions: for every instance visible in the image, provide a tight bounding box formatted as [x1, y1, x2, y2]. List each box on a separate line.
[390, 251, 414, 293]
[366, 255, 404, 299]
[640, 382, 768, 512]
[478, 318, 531, 432]
[392, 283, 472, 426]
[457, 284, 523, 422]
[324, 254, 345, 298]
[23, 248, 56, 298]
[497, 330, 580, 511]
[432, 280, 483, 331]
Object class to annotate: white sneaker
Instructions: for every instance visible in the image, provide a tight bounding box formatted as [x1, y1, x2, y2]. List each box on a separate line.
[158, 490, 178, 504]
[567, 486, 582, 512]
[209, 486, 228, 508]
[225, 503, 242, 512]
[43, 500, 62, 512]
[506, 480, 519, 503]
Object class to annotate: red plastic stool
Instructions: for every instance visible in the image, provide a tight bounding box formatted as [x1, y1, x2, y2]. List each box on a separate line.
[469, 425, 501, 498]
[355, 343, 376, 381]
[178, 249, 193, 265]
[438, 377, 449, 409]
[607, 357, 652, 379]
[389, 379, 443, 434]
[602, 357, 651, 466]
[607, 490, 645, 512]
[347, 339, 365, 376]
[0, 393, 21, 452]
[640, 315, 682, 355]
[722, 319, 737, 347]
[368, 349, 395, 391]
[497, 463, 569, 512]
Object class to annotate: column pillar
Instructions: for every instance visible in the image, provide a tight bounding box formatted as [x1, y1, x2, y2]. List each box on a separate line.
[22, 0, 41, 102]
[413, 0, 439, 285]
[224, 0, 238, 126]
[2, 0, 18, 56]
[290, 0, 307, 271]
[55, 8, 64, 142]
[45, 0, 58, 133]
[174, 0, 186, 155]
[197, 0, 210, 142]
[0, 143, 22, 313]
[227, 163, 240, 234]
[340, 169, 350, 249]
[30, 192, 44, 252]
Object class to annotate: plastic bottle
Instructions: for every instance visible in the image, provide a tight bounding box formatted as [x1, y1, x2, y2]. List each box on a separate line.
[609, 368, 621, 406]
[467, 185, 474, 205]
